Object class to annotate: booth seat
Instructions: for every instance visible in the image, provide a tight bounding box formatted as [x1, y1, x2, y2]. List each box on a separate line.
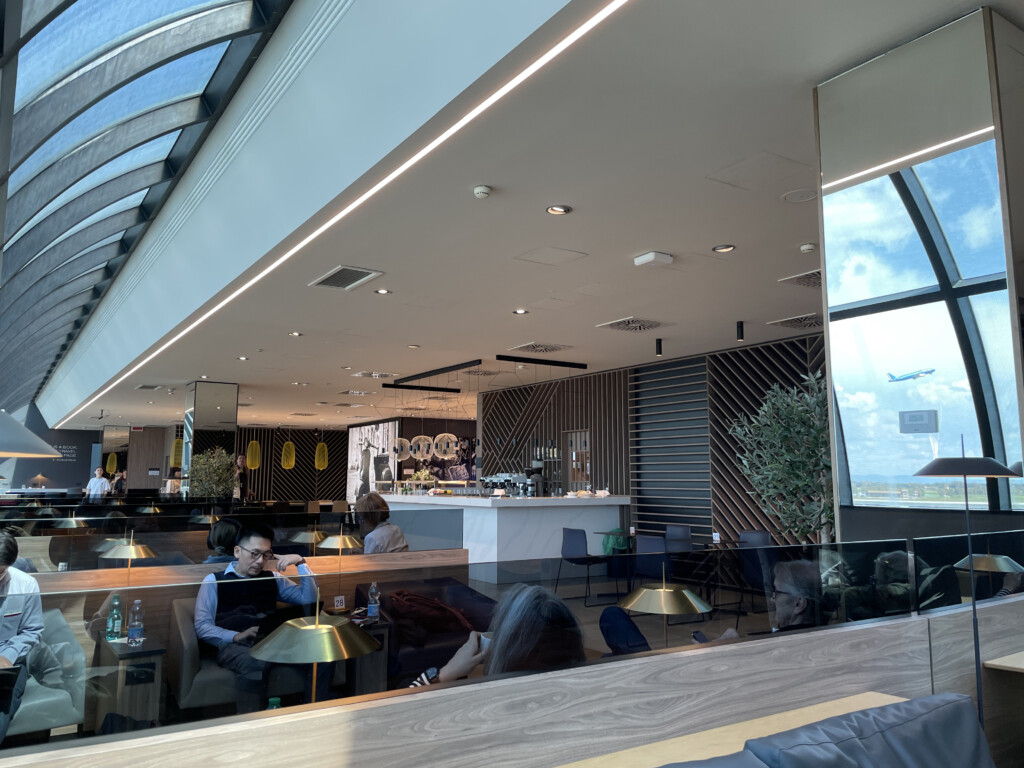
[658, 693, 994, 768]
[9, 608, 86, 736]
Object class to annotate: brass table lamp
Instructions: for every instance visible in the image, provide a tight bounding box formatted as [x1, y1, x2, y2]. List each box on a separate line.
[98, 531, 157, 585]
[619, 565, 712, 648]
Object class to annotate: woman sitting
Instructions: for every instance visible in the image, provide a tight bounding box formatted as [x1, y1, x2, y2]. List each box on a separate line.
[355, 492, 409, 554]
[203, 518, 241, 564]
[411, 584, 585, 686]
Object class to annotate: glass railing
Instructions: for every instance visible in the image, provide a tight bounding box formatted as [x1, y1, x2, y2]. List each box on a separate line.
[7, 531, 1022, 756]
[913, 529, 1024, 610]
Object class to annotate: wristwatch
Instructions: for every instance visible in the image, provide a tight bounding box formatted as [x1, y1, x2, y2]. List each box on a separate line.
[424, 666, 440, 684]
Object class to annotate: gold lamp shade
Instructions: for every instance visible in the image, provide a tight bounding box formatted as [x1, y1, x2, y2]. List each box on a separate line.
[954, 554, 1024, 573]
[281, 441, 296, 470]
[105, 452, 118, 475]
[319, 534, 363, 551]
[246, 440, 261, 470]
[619, 585, 713, 616]
[315, 442, 328, 471]
[0, 411, 61, 458]
[189, 514, 219, 525]
[250, 615, 380, 665]
[171, 438, 183, 468]
[53, 516, 88, 529]
[290, 530, 326, 545]
[137, 506, 161, 515]
[100, 542, 158, 560]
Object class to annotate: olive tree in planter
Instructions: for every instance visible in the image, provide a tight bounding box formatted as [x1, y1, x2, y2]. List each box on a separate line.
[188, 446, 236, 499]
[727, 372, 834, 543]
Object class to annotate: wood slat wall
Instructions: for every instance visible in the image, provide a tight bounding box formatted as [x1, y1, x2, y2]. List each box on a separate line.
[628, 357, 711, 540]
[707, 336, 825, 545]
[480, 372, 629, 494]
[234, 427, 348, 501]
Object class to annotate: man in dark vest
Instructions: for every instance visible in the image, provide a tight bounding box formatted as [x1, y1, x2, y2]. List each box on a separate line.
[194, 523, 318, 712]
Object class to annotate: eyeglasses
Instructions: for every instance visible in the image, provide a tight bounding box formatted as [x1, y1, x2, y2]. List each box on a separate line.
[238, 545, 274, 561]
[771, 588, 799, 600]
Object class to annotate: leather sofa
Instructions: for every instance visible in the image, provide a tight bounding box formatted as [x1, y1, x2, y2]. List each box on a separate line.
[658, 693, 994, 767]
[10, 608, 86, 737]
[354, 577, 496, 688]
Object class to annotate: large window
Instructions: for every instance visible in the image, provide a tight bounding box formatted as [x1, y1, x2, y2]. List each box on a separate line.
[823, 139, 1021, 510]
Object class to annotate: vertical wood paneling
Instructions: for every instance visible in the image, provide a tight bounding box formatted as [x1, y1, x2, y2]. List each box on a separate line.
[126, 427, 165, 490]
[480, 371, 629, 494]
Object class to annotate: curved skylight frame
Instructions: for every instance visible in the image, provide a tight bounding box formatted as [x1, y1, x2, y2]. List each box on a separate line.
[0, 0, 292, 412]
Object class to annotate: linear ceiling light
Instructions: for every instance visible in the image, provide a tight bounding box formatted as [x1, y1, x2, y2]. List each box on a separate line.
[821, 126, 994, 191]
[54, 0, 632, 429]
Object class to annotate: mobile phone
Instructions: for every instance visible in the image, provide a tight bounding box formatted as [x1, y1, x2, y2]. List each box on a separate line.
[691, 630, 709, 644]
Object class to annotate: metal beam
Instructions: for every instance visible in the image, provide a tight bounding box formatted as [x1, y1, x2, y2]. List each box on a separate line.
[382, 383, 462, 394]
[495, 354, 588, 370]
[393, 359, 483, 385]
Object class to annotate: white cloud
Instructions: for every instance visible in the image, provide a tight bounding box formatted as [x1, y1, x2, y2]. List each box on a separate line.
[955, 202, 1001, 251]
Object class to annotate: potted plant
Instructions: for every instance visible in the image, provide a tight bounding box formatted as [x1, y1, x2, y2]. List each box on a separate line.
[727, 372, 834, 543]
[188, 446, 236, 499]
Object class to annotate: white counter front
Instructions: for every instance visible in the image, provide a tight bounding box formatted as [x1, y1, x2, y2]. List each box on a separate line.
[381, 494, 629, 582]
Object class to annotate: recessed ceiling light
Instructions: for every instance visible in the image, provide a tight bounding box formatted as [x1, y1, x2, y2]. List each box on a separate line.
[200, 375, 208, 379]
[513, 309, 529, 315]
[546, 205, 572, 215]
[216, 406, 221, 410]
[238, 356, 248, 361]
[375, 288, 392, 295]
[147, 401, 154, 404]
[712, 244, 735, 253]
[316, 401, 329, 406]
[341, 366, 352, 370]
[288, 331, 303, 337]
[291, 382, 310, 387]
[408, 344, 420, 349]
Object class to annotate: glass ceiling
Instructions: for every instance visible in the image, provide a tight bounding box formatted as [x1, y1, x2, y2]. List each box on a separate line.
[0, 0, 293, 412]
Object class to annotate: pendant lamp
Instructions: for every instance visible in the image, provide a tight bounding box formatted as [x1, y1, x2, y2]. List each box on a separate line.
[391, 438, 411, 462]
[171, 438, 183, 468]
[433, 433, 458, 460]
[410, 435, 433, 461]
[0, 411, 60, 458]
[246, 440, 261, 470]
[105, 452, 117, 475]
[315, 441, 329, 470]
[281, 441, 296, 470]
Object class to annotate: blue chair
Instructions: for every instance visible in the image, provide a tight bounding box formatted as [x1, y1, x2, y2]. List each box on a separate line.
[555, 527, 608, 607]
[600, 606, 651, 656]
[735, 530, 775, 627]
[634, 533, 670, 587]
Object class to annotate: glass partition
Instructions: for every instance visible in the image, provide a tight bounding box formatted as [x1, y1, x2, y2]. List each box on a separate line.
[913, 529, 1024, 608]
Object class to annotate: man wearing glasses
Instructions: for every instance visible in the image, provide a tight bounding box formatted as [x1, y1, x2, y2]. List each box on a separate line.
[770, 559, 822, 632]
[194, 523, 317, 712]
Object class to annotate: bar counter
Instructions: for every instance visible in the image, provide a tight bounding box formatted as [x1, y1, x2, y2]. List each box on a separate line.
[381, 494, 629, 582]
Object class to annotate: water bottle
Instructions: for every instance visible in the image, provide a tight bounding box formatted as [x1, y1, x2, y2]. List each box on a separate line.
[127, 599, 144, 647]
[266, 697, 281, 710]
[367, 582, 381, 622]
[106, 594, 123, 640]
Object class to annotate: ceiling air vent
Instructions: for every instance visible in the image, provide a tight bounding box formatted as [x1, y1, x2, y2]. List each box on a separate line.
[249, 423, 269, 427]
[463, 368, 499, 377]
[351, 371, 396, 378]
[399, 406, 428, 411]
[596, 316, 663, 332]
[332, 403, 364, 408]
[134, 384, 163, 391]
[237, 403, 253, 407]
[508, 342, 573, 354]
[310, 265, 383, 291]
[778, 269, 822, 289]
[336, 390, 371, 396]
[766, 313, 825, 329]
[289, 412, 317, 417]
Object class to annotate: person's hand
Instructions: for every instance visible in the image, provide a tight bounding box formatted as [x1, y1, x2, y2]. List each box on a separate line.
[271, 553, 304, 571]
[233, 626, 258, 645]
[438, 631, 487, 682]
[0, 657, 12, 669]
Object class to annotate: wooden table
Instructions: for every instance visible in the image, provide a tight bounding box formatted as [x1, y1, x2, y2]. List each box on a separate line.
[983, 650, 1024, 672]
[557, 692, 906, 767]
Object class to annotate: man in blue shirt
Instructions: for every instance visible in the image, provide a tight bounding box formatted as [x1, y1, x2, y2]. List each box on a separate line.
[194, 523, 318, 712]
[0, 532, 43, 742]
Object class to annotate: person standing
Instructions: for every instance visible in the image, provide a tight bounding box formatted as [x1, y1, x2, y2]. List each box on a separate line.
[234, 455, 250, 502]
[85, 467, 111, 503]
[0, 532, 43, 743]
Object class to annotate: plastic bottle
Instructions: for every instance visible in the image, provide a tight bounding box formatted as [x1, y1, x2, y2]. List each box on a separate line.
[106, 594, 123, 640]
[266, 697, 281, 710]
[367, 582, 381, 622]
[127, 599, 144, 647]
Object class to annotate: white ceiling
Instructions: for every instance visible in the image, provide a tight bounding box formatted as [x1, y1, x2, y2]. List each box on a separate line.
[59, 0, 1024, 431]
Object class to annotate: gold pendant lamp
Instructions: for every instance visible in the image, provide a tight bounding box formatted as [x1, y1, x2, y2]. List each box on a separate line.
[315, 440, 329, 470]
[281, 440, 296, 470]
[105, 452, 117, 475]
[246, 440, 261, 470]
[171, 438, 183, 468]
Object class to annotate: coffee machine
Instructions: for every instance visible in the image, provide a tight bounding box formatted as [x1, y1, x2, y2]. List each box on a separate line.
[527, 461, 546, 497]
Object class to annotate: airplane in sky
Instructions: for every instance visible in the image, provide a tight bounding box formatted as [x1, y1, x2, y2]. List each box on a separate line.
[887, 369, 935, 382]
